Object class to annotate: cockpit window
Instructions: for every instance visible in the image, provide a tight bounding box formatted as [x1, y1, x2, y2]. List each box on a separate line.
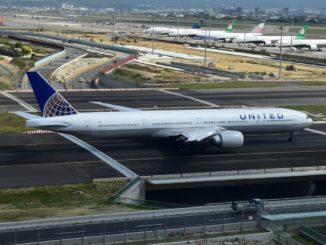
[306, 115, 310, 120]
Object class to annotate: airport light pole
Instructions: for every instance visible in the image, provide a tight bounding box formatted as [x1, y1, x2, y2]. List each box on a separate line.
[82, 24, 85, 40]
[128, 10, 131, 34]
[279, 24, 283, 79]
[177, 16, 180, 39]
[244, 15, 247, 47]
[209, 16, 211, 41]
[204, 27, 207, 67]
[290, 17, 294, 52]
[151, 13, 155, 55]
[112, 13, 116, 44]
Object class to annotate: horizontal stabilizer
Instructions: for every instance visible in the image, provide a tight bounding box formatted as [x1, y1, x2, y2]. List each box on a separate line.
[15, 111, 41, 120]
[90, 101, 141, 112]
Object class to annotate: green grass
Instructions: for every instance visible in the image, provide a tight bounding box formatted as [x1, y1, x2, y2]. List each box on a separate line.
[284, 105, 326, 116]
[0, 180, 140, 222]
[296, 81, 326, 86]
[159, 81, 281, 89]
[0, 82, 11, 90]
[0, 113, 33, 134]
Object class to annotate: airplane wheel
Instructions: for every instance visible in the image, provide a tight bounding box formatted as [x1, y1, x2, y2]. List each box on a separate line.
[288, 137, 295, 143]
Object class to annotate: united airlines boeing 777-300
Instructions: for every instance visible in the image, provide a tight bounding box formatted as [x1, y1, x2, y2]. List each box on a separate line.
[17, 72, 313, 150]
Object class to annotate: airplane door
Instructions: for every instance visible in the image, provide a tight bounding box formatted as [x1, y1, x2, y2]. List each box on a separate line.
[84, 121, 92, 128]
[196, 118, 202, 127]
[142, 119, 148, 128]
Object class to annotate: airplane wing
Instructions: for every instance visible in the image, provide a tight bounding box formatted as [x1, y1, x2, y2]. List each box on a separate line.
[89, 101, 141, 112]
[15, 111, 41, 119]
[152, 127, 225, 142]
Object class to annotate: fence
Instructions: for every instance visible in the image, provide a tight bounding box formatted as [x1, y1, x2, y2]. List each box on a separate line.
[300, 224, 326, 244]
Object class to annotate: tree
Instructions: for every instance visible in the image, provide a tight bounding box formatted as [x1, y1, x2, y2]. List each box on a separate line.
[21, 46, 32, 55]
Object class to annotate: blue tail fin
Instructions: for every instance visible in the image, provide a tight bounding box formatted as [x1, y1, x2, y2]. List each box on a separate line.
[192, 20, 204, 29]
[26, 71, 78, 117]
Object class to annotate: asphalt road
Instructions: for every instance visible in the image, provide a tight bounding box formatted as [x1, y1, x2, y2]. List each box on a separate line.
[0, 125, 325, 188]
[0, 210, 248, 245]
[4, 87, 326, 113]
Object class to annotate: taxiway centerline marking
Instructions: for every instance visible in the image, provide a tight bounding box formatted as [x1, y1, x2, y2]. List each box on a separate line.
[159, 89, 220, 108]
[305, 128, 326, 136]
[0, 91, 37, 112]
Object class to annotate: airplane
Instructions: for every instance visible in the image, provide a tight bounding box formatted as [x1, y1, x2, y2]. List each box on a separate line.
[143, 20, 203, 35]
[16, 71, 313, 151]
[276, 37, 326, 51]
[196, 23, 265, 43]
[234, 25, 308, 46]
[168, 20, 236, 37]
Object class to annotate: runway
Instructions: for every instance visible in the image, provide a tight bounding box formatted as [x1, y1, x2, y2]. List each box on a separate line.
[0, 124, 325, 188]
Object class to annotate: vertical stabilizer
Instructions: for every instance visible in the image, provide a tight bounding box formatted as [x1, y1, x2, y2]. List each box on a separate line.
[225, 20, 237, 33]
[26, 72, 78, 117]
[295, 25, 308, 39]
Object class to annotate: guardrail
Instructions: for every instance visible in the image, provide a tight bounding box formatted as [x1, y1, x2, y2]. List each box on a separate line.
[0, 30, 137, 54]
[34, 49, 66, 67]
[300, 224, 326, 244]
[145, 166, 326, 181]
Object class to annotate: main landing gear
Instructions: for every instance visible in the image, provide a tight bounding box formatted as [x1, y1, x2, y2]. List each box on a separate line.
[288, 132, 296, 143]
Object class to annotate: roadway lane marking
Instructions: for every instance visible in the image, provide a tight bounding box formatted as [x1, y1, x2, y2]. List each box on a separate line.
[135, 223, 164, 228]
[0, 160, 102, 168]
[314, 121, 326, 124]
[305, 128, 326, 136]
[59, 133, 138, 178]
[159, 89, 220, 108]
[0, 91, 37, 112]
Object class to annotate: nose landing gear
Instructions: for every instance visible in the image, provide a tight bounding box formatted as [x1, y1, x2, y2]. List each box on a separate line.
[288, 132, 296, 143]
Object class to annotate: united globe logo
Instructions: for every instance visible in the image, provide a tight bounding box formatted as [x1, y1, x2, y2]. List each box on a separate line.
[43, 93, 77, 117]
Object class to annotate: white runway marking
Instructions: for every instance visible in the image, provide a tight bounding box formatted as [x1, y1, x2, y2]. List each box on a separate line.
[59, 133, 138, 178]
[0, 91, 37, 112]
[159, 89, 220, 108]
[305, 128, 326, 136]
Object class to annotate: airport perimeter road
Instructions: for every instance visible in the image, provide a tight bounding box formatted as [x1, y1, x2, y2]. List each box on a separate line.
[36, 47, 86, 80]
[0, 210, 251, 245]
[0, 125, 325, 188]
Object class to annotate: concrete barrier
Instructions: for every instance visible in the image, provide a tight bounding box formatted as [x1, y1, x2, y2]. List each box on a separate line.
[34, 50, 66, 67]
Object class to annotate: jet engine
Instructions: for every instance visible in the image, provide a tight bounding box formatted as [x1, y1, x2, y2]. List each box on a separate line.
[213, 131, 244, 148]
[264, 40, 272, 46]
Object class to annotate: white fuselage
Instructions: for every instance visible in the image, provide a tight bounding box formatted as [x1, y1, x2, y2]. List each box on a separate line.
[235, 35, 295, 45]
[198, 32, 262, 42]
[27, 108, 313, 138]
[277, 39, 326, 49]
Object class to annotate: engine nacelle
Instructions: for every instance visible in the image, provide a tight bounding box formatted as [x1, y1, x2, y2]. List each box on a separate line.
[264, 40, 272, 46]
[309, 44, 318, 51]
[213, 131, 244, 149]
